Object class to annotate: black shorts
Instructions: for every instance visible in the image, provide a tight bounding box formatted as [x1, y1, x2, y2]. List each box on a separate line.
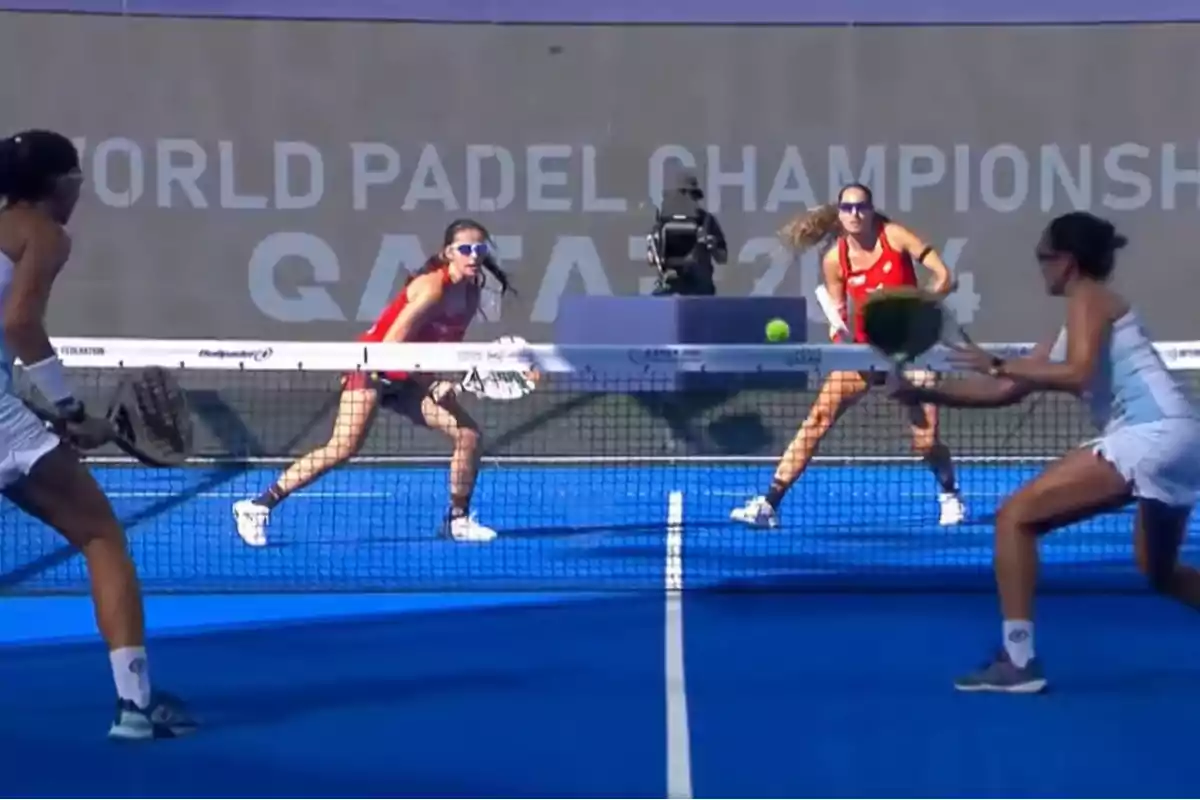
[855, 369, 938, 389]
[340, 372, 428, 424]
[862, 370, 888, 388]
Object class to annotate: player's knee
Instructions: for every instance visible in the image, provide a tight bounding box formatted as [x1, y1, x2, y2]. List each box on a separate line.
[446, 422, 482, 453]
[911, 435, 936, 458]
[994, 498, 1034, 536]
[69, 509, 129, 553]
[323, 438, 361, 465]
[801, 407, 833, 438]
[454, 425, 482, 452]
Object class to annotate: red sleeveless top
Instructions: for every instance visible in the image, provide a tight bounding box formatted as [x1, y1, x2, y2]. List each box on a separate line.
[838, 227, 918, 344]
[359, 266, 480, 380]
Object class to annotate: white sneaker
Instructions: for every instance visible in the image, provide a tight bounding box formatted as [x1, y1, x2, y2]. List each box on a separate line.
[939, 491, 966, 526]
[232, 499, 270, 547]
[730, 496, 779, 529]
[441, 513, 498, 543]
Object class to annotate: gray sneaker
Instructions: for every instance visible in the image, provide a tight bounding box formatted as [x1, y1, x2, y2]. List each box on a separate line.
[955, 649, 1048, 694]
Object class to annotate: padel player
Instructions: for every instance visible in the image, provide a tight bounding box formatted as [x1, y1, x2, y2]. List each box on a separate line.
[0, 129, 195, 738]
[730, 183, 966, 529]
[234, 219, 510, 546]
[892, 211, 1200, 692]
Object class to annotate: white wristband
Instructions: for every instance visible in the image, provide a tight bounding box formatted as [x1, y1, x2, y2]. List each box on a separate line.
[25, 355, 75, 405]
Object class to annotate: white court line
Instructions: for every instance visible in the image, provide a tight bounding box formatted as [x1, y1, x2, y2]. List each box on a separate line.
[100, 490, 393, 500]
[701, 488, 1013, 500]
[664, 489, 693, 799]
[83, 454, 1060, 466]
[99, 489, 670, 501]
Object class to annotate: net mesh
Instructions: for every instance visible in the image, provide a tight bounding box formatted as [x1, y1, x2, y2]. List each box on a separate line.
[4, 337, 1200, 594]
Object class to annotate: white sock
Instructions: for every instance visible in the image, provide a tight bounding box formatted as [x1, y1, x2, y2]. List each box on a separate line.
[1002, 620, 1035, 668]
[110, 646, 152, 708]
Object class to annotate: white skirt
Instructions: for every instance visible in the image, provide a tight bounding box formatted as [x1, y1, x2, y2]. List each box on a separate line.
[0, 392, 61, 491]
[1087, 418, 1200, 508]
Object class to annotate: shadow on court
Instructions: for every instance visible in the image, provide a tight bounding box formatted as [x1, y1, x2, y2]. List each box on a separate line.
[0, 595, 667, 799]
[0, 391, 337, 592]
[4, 588, 1200, 796]
[683, 591, 1200, 798]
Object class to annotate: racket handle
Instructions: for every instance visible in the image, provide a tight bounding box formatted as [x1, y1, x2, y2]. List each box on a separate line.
[942, 320, 976, 347]
[29, 402, 118, 449]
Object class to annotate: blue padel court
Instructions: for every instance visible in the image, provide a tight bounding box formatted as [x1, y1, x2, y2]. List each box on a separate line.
[3, 464, 1200, 797]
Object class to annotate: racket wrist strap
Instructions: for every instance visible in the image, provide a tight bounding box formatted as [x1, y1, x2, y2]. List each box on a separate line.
[55, 398, 86, 422]
[26, 355, 76, 406]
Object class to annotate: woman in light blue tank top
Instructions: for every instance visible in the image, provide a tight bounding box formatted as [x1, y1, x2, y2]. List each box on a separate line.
[895, 211, 1200, 694]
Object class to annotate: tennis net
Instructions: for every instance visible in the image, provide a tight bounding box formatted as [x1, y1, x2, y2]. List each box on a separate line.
[4, 337, 1200, 594]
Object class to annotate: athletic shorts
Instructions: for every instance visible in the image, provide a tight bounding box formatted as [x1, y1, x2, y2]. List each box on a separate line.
[340, 372, 431, 424]
[860, 369, 938, 389]
[1087, 418, 1200, 508]
[0, 392, 60, 491]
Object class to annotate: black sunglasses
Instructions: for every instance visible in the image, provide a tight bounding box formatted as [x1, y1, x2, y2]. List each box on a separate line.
[838, 202, 872, 214]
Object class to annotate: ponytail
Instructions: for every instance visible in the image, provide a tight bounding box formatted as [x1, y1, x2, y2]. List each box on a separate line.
[778, 204, 841, 253]
[481, 252, 513, 296]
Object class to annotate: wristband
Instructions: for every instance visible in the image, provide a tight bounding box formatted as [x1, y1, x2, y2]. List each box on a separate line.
[25, 355, 75, 405]
[988, 356, 1006, 378]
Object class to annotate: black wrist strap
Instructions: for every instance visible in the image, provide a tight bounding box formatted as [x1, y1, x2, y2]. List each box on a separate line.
[54, 398, 86, 422]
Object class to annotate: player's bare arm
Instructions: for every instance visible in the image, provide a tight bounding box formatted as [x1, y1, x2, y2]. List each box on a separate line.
[885, 222, 953, 296]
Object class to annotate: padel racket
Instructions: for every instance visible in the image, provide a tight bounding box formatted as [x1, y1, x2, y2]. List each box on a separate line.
[456, 336, 541, 401]
[30, 366, 194, 467]
[860, 287, 957, 366]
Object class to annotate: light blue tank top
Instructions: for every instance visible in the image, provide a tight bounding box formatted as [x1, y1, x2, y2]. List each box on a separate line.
[1049, 309, 1197, 434]
[0, 252, 12, 395]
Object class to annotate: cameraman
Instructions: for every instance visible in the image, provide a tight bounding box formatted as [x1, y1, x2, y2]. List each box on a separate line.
[647, 172, 728, 296]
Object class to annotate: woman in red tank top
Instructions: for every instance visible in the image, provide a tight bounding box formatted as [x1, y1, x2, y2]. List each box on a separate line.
[730, 183, 966, 530]
[233, 219, 512, 545]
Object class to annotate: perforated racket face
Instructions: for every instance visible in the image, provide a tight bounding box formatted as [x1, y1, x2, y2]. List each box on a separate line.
[469, 372, 537, 400]
[110, 367, 194, 465]
[861, 288, 945, 362]
[464, 336, 540, 401]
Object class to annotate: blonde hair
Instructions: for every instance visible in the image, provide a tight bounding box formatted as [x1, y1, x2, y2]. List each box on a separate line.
[778, 204, 841, 253]
[778, 184, 890, 253]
